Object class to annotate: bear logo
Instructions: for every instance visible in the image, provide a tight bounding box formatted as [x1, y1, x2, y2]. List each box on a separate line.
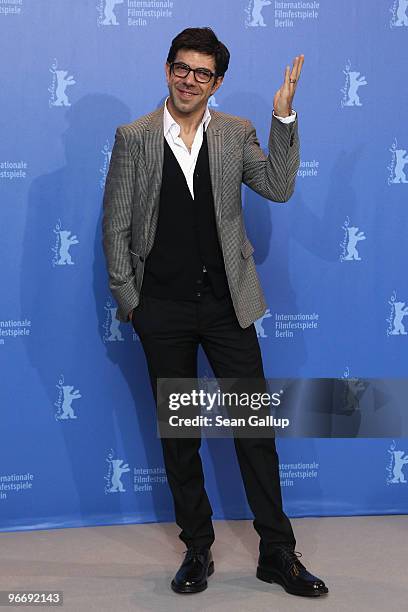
[394, 0, 408, 26]
[56, 230, 79, 265]
[255, 309, 272, 338]
[53, 70, 76, 107]
[343, 226, 366, 261]
[107, 308, 124, 341]
[391, 148, 408, 183]
[390, 301, 408, 335]
[247, 0, 272, 27]
[59, 385, 81, 420]
[390, 450, 408, 483]
[109, 459, 130, 492]
[102, 0, 124, 25]
[343, 71, 367, 106]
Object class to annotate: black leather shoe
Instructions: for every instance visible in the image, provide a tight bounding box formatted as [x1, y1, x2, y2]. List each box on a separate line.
[171, 547, 214, 594]
[256, 545, 328, 597]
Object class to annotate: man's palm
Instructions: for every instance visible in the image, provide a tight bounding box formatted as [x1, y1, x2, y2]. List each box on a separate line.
[274, 54, 304, 117]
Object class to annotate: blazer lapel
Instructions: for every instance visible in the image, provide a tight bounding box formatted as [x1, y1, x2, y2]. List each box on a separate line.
[144, 106, 164, 195]
[143, 105, 224, 254]
[206, 113, 224, 228]
[144, 106, 164, 254]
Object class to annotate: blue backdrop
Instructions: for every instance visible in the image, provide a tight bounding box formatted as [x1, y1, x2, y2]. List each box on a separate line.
[1, 0, 408, 532]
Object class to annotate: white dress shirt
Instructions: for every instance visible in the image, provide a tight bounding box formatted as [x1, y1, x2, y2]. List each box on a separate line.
[163, 96, 296, 199]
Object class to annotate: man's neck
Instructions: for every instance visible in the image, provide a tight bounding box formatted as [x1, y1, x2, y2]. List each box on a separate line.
[166, 96, 207, 135]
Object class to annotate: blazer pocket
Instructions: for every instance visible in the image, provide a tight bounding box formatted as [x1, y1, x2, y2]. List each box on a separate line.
[130, 249, 142, 269]
[241, 238, 254, 259]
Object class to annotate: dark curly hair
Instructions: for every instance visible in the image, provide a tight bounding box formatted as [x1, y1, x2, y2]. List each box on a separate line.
[167, 27, 230, 78]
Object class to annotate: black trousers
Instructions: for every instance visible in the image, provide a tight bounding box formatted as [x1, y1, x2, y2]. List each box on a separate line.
[131, 284, 296, 555]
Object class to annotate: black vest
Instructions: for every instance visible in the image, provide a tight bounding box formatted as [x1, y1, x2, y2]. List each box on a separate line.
[141, 130, 229, 300]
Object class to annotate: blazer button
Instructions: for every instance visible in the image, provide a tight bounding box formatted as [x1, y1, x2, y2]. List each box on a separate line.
[140, 256, 144, 262]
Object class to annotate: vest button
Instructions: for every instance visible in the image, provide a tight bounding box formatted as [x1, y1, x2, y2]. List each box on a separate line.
[196, 292, 201, 297]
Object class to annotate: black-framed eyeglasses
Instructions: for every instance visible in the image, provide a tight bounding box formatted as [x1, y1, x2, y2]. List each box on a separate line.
[169, 61, 217, 84]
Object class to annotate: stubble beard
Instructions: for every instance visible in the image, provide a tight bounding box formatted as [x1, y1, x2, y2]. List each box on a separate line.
[168, 84, 207, 116]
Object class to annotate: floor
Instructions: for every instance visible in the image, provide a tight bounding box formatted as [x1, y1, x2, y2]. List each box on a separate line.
[0, 515, 407, 611]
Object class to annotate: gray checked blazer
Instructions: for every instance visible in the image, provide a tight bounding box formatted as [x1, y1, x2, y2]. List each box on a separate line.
[102, 104, 300, 328]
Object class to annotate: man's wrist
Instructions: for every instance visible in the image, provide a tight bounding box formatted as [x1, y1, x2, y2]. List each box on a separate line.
[273, 109, 296, 124]
[274, 109, 292, 118]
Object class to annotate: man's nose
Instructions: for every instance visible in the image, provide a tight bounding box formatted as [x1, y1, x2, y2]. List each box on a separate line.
[183, 70, 196, 86]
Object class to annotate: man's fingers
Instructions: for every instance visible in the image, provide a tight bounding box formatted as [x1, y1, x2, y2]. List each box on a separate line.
[296, 54, 304, 80]
[284, 64, 290, 87]
[280, 55, 304, 106]
[284, 55, 305, 89]
[285, 57, 297, 92]
[290, 57, 298, 82]
[291, 54, 304, 85]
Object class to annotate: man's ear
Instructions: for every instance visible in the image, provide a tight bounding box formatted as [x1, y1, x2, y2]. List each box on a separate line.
[164, 61, 170, 84]
[211, 75, 223, 94]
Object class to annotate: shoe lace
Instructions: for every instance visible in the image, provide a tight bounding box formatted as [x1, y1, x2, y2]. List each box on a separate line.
[275, 546, 305, 576]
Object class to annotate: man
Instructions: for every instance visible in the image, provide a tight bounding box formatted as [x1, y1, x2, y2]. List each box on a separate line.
[102, 27, 328, 598]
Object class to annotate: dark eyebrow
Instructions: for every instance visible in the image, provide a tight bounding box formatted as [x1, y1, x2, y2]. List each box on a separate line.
[175, 62, 212, 73]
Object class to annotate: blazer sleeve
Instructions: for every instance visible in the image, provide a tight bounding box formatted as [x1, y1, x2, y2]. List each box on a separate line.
[242, 112, 300, 203]
[102, 127, 139, 322]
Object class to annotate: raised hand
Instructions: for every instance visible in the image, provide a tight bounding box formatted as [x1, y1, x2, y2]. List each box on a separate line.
[273, 54, 304, 117]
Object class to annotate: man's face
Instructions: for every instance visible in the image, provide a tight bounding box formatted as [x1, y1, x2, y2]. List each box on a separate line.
[165, 49, 223, 115]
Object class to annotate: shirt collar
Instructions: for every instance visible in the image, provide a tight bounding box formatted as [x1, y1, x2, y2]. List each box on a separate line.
[163, 96, 211, 137]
